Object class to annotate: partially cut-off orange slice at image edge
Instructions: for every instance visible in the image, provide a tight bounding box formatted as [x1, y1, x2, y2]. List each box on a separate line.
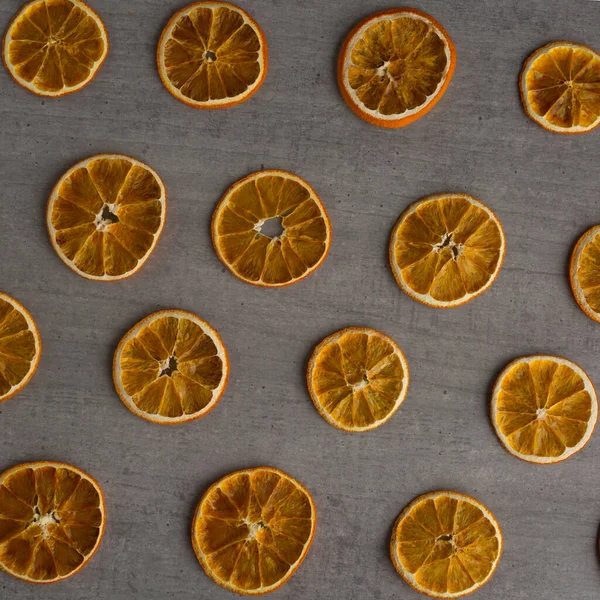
[338, 8, 456, 128]
[157, 1, 268, 109]
[389, 193, 506, 308]
[192, 466, 316, 595]
[47, 153, 167, 281]
[113, 309, 229, 425]
[570, 225, 600, 323]
[390, 490, 503, 598]
[2, 0, 108, 98]
[0, 293, 41, 403]
[307, 327, 410, 432]
[520, 41, 600, 134]
[212, 170, 331, 287]
[491, 355, 598, 464]
[0, 461, 105, 584]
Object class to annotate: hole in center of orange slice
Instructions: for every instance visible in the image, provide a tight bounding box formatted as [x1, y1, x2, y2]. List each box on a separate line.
[159, 355, 178, 377]
[257, 215, 285, 239]
[95, 204, 120, 230]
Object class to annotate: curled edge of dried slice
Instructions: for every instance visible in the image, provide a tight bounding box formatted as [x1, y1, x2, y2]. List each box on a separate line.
[569, 225, 600, 323]
[0, 292, 42, 403]
[0, 460, 106, 584]
[306, 326, 410, 432]
[337, 8, 456, 128]
[46, 153, 167, 281]
[2, 0, 109, 98]
[519, 41, 600, 135]
[112, 309, 229, 425]
[490, 354, 598, 465]
[156, 1, 268, 109]
[390, 490, 503, 599]
[191, 466, 317, 596]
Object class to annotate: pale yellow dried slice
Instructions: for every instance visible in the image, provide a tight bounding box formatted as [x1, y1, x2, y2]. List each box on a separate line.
[491, 355, 597, 464]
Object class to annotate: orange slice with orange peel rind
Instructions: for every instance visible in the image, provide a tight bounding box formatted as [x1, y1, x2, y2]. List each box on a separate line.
[389, 193, 505, 308]
[157, 1, 268, 109]
[47, 154, 167, 281]
[2, 0, 108, 97]
[192, 466, 316, 595]
[113, 309, 229, 424]
[520, 41, 600, 134]
[307, 327, 410, 432]
[570, 225, 600, 323]
[338, 8, 456, 128]
[0, 293, 41, 403]
[212, 170, 331, 287]
[390, 490, 503, 598]
[0, 461, 105, 583]
[491, 355, 598, 464]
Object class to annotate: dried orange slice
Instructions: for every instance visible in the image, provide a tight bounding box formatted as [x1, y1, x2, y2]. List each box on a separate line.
[307, 327, 409, 432]
[47, 154, 166, 281]
[157, 1, 267, 109]
[338, 8, 456, 128]
[3, 0, 108, 97]
[212, 170, 331, 287]
[0, 293, 41, 403]
[520, 42, 600, 134]
[391, 491, 502, 598]
[389, 194, 505, 308]
[113, 309, 229, 424]
[570, 225, 600, 323]
[192, 467, 316, 595]
[0, 461, 105, 583]
[491, 355, 597, 464]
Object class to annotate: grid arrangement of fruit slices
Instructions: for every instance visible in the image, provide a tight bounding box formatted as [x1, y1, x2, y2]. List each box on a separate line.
[1, 0, 599, 596]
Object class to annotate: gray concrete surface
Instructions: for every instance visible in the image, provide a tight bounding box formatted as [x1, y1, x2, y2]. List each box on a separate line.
[1, 0, 600, 598]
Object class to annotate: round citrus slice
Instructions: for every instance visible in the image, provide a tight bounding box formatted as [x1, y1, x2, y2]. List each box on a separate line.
[570, 225, 600, 323]
[0, 293, 41, 403]
[0, 461, 105, 583]
[212, 170, 331, 287]
[491, 355, 597, 464]
[3, 0, 108, 97]
[307, 327, 409, 432]
[338, 8, 456, 128]
[157, 1, 267, 109]
[520, 42, 600, 134]
[192, 467, 316, 595]
[113, 309, 229, 424]
[390, 491, 503, 598]
[47, 154, 166, 281]
[389, 194, 505, 308]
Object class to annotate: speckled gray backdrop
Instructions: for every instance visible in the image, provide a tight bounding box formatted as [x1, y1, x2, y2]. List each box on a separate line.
[1, 0, 599, 598]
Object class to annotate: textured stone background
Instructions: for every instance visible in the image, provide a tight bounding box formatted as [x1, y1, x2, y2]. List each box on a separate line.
[1, 0, 599, 598]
